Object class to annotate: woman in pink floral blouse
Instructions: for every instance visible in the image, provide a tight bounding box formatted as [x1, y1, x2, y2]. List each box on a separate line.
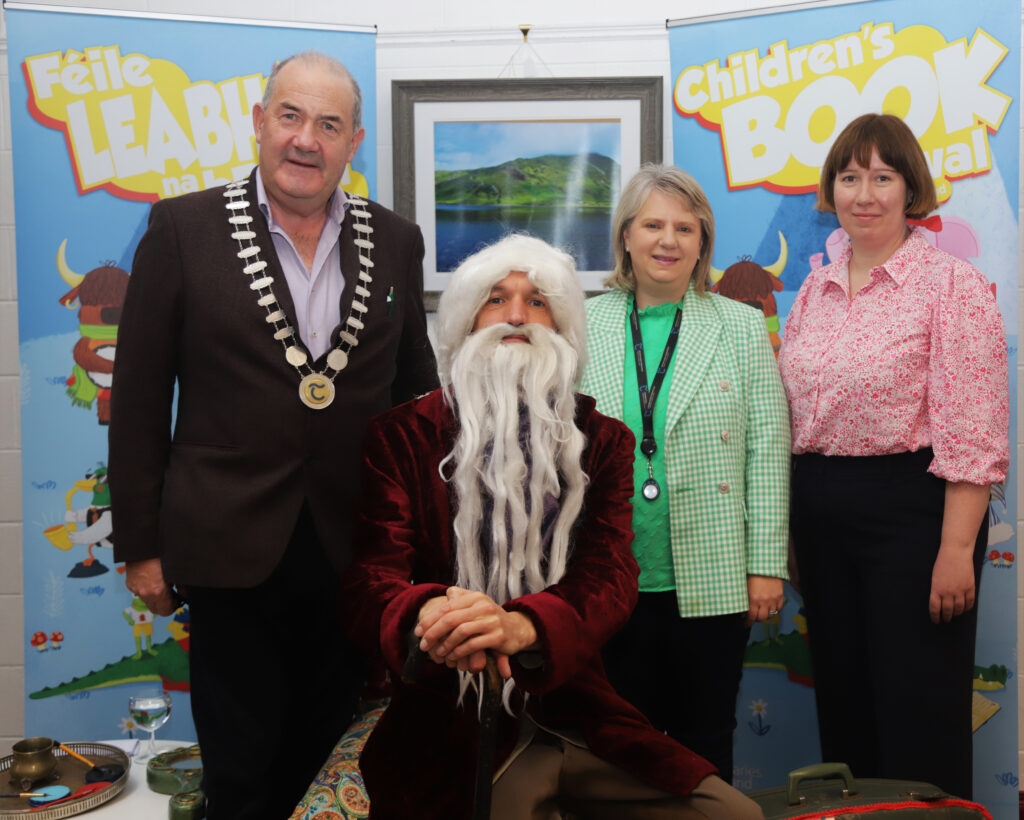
[778, 113, 1008, 798]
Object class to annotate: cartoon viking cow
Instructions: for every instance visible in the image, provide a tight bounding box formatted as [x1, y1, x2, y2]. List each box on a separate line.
[711, 232, 788, 356]
[57, 239, 129, 425]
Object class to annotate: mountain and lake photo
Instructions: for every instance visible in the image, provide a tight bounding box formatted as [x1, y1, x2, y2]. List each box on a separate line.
[433, 121, 622, 272]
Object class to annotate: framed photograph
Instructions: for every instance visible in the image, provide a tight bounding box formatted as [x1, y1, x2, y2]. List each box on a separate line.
[392, 77, 663, 307]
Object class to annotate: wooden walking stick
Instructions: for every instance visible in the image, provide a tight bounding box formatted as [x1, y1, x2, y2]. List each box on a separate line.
[472, 653, 503, 820]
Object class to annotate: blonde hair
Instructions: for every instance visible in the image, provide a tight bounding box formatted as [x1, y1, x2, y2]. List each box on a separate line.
[605, 163, 715, 296]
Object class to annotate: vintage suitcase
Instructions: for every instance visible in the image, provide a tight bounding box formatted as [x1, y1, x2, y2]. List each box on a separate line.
[748, 763, 993, 819]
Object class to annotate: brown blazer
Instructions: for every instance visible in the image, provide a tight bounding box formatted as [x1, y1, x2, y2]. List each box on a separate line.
[109, 172, 438, 587]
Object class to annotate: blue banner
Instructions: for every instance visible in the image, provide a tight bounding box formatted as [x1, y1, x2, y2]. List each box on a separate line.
[8, 5, 376, 744]
[670, 0, 1019, 815]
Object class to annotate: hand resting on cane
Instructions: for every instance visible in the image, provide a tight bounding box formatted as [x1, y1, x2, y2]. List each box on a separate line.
[415, 586, 539, 678]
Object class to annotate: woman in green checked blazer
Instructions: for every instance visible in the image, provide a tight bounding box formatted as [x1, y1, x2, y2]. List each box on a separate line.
[580, 164, 790, 782]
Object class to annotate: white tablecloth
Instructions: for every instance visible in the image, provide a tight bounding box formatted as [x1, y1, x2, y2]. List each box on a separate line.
[88, 740, 195, 819]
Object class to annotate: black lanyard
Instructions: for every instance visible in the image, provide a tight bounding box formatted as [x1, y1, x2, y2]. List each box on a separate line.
[629, 299, 682, 500]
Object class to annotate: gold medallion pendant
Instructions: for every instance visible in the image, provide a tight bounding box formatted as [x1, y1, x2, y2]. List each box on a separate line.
[298, 374, 336, 409]
[222, 182, 372, 410]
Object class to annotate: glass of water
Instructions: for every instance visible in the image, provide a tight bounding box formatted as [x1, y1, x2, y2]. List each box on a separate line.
[128, 686, 172, 760]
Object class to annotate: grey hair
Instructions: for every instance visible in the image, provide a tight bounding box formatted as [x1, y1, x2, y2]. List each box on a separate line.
[436, 234, 587, 390]
[262, 50, 362, 132]
[605, 163, 715, 296]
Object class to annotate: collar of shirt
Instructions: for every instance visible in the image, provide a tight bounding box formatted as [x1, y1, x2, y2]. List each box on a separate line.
[254, 168, 349, 360]
[254, 168, 349, 242]
[824, 225, 926, 295]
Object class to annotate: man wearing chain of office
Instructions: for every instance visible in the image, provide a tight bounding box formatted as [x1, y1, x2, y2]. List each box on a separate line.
[109, 51, 437, 819]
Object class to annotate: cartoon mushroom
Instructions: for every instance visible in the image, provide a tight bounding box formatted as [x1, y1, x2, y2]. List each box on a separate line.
[1002, 552, 1014, 565]
[988, 549, 1001, 564]
[49, 631, 65, 650]
[30, 632, 48, 652]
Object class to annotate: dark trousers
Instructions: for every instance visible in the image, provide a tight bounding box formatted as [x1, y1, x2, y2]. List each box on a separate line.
[187, 505, 365, 820]
[792, 449, 985, 799]
[601, 591, 750, 782]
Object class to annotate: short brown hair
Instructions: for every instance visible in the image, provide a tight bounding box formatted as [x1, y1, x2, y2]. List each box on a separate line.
[605, 164, 715, 296]
[817, 114, 937, 219]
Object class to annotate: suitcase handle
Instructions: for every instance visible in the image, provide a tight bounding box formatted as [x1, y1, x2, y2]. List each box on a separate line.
[787, 763, 858, 805]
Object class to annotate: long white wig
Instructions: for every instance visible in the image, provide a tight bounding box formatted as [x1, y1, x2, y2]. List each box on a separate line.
[436, 235, 590, 707]
[436, 234, 587, 392]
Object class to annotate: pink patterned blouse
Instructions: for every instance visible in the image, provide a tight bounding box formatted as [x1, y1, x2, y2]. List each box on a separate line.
[778, 228, 1008, 486]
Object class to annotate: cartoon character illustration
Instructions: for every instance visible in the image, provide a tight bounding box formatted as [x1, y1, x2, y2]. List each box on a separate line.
[987, 483, 1013, 546]
[27, 599, 191, 701]
[710, 232, 787, 355]
[118, 715, 138, 738]
[124, 597, 159, 660]
[986, 548, 1015, 569]
[792, 606, 808, 643]
[167, 605, 191, 653]
[810, 215, 981, 270]
[46, 464, 114, 578]
[743, 602, 814, 686]
[57, 240, 129, 426]
[747, 699, 771, 736]
[756, 607, 783, 646]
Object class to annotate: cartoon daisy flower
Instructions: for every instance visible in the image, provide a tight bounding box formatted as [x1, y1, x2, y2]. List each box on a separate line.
[118, 716, 137, 737]
[747, 698, 771, 736]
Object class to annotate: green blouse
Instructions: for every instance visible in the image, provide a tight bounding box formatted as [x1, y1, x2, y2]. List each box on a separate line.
[621, 296, 680, 592]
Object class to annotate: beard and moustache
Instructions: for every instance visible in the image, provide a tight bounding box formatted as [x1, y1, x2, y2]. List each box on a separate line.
[442, 322, 588, 603]
[441, 322, 589, 707]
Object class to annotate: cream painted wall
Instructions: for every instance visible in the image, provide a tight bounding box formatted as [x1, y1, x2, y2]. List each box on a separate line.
[0, 1, 1021, 783]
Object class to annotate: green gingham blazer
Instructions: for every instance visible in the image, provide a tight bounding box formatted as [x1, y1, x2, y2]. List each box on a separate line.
[581, 286, 791, 617]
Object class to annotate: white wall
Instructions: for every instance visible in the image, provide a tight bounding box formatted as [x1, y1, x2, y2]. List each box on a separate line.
[0, 1, 1021, 784]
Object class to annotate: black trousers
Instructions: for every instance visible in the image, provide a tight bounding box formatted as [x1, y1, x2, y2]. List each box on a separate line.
[187, 505, 365, 820]
[602, 591, 750, 782]
[792, 449, 985, 799]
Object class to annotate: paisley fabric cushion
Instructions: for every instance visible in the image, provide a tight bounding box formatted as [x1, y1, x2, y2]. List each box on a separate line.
[289, 699, 388, 819]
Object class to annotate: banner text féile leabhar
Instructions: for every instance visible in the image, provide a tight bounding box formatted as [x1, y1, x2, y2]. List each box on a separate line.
[673, 22, 1011, 200]
[24, 46, 262, 201]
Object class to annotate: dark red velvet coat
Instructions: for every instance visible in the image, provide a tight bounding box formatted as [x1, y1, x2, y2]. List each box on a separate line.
[340, 388, 716, 819]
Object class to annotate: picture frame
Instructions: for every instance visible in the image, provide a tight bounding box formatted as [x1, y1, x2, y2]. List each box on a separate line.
[392, 77, 663, 307]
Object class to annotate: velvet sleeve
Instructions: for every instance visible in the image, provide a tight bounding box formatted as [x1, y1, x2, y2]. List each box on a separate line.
[504, 414, 638, 695]
[339, 411, 448, 680]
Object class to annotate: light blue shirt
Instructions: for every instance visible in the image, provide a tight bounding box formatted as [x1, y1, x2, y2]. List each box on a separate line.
[256, 169, 349, 361]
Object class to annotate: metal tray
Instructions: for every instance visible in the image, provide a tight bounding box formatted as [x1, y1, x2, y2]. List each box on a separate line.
[0, 742, 130, 818]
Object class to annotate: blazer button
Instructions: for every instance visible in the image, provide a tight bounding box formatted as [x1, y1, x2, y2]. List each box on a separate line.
[718, 482, 730, 493]
[720, 430, 730, 442]
[719, 380, 730, 391]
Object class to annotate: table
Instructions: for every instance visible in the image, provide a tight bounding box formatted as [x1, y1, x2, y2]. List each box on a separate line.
[88, 740, 196, 819]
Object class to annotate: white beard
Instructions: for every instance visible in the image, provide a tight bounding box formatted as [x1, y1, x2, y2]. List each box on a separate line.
[442, 323, 589, 607]
[442, 324, 591, 711]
